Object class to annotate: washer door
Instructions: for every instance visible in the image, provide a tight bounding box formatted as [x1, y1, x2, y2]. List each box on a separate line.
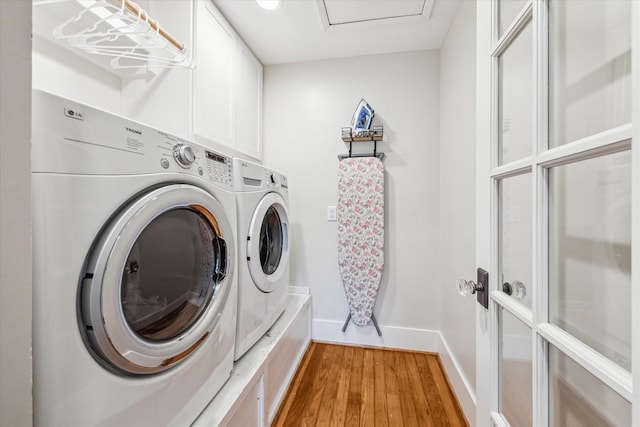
[81, 184, 234, 375]
[247, 192, 289, 293]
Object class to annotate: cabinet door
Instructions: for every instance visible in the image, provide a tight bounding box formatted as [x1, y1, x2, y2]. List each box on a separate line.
[226, 378, 264, 427]
[193, 0, 235, 148]
[236, 39, 263, 160]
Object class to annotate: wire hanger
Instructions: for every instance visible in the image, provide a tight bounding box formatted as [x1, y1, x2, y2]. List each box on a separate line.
[51, 0, 193, 69]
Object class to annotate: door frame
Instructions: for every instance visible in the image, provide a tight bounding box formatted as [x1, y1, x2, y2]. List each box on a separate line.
[475, 1, 640, 425]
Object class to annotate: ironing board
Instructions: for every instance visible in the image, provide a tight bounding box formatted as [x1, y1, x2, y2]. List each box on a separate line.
[337, 156, 384, 335]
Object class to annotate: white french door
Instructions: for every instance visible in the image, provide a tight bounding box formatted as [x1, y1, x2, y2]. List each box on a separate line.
[475, 1, 639, 426]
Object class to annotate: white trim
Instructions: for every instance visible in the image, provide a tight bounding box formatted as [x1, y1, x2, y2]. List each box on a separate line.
[438, 333, 477, 426]
[535, 333, 549, 427]
[492, 2, 533, 58]
[537, 124, 632, 168]
[531, 5, 544, 424]
[491, 158, 532, 179]
[314, 0, 435, 33]
[537, 323, 632, 402]
[491, 290, 533, 325]
[476, 1, 494, 425]
[311, 318, 439, 352]
[314, 0, 330, 31]
[632, 1, 640, 424]
[490, 298, 500, 415]
[490, 411, 511, 427]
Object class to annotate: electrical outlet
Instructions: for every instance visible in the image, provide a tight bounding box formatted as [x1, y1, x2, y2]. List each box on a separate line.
[327, 206, 337, 222]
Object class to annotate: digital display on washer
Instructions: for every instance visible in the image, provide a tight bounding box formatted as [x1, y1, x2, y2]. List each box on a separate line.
[206, 151, 226, 163]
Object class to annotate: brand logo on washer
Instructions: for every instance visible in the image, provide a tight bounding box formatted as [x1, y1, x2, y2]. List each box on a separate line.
[64, 107, 84, 121]
[126, 127, 142, 135]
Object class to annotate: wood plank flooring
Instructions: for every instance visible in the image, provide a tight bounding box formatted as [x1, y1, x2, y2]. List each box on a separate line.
[273, 342, 469, 427]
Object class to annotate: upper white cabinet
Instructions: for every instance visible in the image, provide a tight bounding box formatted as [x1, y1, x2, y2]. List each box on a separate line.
[194, 0, 235, 148]
[193, 0, 263, 160]
[236, 38, 264, 160]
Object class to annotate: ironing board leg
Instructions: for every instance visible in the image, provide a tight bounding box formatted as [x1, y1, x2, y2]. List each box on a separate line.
[371, 314, 382, 336]
[341, 313, 352, 332]
[342, 312, 382, 336]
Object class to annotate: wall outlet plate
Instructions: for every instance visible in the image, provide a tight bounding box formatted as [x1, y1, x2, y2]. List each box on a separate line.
[327, 206, 337, 222]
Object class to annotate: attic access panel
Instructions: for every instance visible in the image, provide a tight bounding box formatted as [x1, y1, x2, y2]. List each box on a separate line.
[320, 0, 433, 26]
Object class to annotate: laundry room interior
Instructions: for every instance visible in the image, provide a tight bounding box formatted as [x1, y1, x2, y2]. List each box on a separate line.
[1, 0, 636, 426]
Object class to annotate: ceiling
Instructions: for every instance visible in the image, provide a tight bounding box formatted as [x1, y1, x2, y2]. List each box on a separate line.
[212, 0, 460, 65]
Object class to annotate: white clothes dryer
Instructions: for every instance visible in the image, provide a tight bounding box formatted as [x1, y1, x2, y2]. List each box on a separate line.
[31, 90, 238, 426]
[233, 159, 290, 360]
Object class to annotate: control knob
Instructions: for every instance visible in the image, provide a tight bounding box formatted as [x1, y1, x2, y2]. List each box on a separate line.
[173, 143, 195, 168]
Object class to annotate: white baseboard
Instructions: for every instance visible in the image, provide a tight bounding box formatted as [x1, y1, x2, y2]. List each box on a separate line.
[311, 318, 440, 352]
[438, 333, 477, 426]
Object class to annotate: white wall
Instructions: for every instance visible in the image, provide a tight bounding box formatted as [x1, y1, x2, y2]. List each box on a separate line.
[32, 1, 193, 136]
[121, 1, 194, 139]
[262, 50, 441, 348]
[0, 1, 33, 425]
[438, 1, 477, 424]
[31, 0, 122, 114]
[31, 36, 122, 114]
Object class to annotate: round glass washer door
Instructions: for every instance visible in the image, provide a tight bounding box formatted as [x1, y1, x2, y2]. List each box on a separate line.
[80, 184, 235, 375]
[247, 192, 289, 293]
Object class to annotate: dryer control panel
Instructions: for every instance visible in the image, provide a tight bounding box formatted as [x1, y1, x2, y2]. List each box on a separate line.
[32, 89, 234, 191]
[203, 149, 233, 188]
[265, 170, 278, 189]
[264, 169, 288, 195]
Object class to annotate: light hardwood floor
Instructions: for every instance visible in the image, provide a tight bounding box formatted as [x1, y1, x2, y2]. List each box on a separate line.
[273, 342, 469, 427]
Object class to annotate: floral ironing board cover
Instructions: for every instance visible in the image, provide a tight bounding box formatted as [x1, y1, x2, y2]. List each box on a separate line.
[337, 157, 384, 326]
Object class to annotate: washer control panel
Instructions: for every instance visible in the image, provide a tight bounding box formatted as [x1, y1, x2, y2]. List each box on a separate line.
[157, 134, 233, 189]
[173, 143, 196, 168]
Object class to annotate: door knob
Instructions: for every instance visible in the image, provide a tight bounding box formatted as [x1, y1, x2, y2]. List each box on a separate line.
[457, 278, 484, 296]
[502, 281, 526, 300]
[457, 268, 489, 309]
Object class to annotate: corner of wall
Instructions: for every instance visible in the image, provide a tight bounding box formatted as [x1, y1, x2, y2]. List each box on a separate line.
[438, 332, 477, 426]
[0, 1, 33, 425]
[437, 0, 478, 421]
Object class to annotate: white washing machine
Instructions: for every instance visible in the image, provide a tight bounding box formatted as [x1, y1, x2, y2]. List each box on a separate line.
[31, 90, 238, 426]
[233, 159, 290, 360]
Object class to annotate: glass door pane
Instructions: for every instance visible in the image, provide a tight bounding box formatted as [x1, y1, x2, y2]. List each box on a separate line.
[498, 0, 528, 36]
[548, 150, 632, 370]
[500, 174, 532, 308]
[260, 206, 284, 275]
[499, 23, 533, 165]
[550, 345, 631, 426]
[122, 208, 221, 341]
[549, 0, 631, 147]
[501, 309, 532, 426]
